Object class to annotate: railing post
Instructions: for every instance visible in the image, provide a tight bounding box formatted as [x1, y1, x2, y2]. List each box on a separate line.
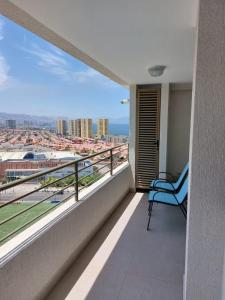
[75, 161, 79, 201]
[110, 149, 113, 176]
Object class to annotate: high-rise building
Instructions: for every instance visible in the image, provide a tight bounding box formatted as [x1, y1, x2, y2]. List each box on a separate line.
[81, 119, 93, 138]
[23, 120, 33, 129]
[68, 119, 81, 137]
[56, 119, 67, 136]
[68, 120, 75, 136]
[105, 135, 128, 144]
[97, 119, 109, 136]
[5, 120, 16, 129]
[74, 119, 81, 137]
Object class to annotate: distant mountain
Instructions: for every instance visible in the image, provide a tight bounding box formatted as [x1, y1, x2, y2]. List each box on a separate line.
[0, 112, 57, 122]
[0, 112, 129, 125]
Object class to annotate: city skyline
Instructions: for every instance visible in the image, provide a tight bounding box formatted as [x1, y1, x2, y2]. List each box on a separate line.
[3, 116, 129, 136]
[0, 15, 129, 119]
[0, 111, 129, 125]
[59, 118, 109, 138]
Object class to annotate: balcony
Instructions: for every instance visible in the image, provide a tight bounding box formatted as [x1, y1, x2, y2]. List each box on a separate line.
[46, 192, 186, 300]
[1, 0, 225, 298]
[0, 145, 131, 299]
[0, 144, 186, 300]
[0, 144, 128, 245]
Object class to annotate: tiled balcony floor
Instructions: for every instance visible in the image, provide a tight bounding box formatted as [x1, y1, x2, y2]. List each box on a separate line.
[46, 192, 186, 300]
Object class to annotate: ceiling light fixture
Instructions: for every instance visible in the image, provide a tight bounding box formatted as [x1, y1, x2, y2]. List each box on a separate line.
[148, 65, 166, 77]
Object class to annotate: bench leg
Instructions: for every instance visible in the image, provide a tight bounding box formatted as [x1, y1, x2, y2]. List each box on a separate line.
[147, 202, 153, 231]
[179, 204, 187, 219]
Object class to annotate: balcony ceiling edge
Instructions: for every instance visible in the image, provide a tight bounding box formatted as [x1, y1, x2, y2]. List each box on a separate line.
[0, 0, 128, 88]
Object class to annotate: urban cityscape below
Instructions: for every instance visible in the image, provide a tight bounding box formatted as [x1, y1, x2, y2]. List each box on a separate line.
[0, 115, 128, 184]
[0, 14, 129, 245]
[0, 114, 129, 244]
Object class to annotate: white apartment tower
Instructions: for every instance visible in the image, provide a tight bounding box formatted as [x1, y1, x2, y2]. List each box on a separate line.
[68, 119, 81, 137]
[56, 119, 67, 136]
[97, 119, 109, 137]
[80, 119, 93, 138]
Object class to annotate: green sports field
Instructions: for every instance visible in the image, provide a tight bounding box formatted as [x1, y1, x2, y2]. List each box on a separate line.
[0, 203, 56, 245]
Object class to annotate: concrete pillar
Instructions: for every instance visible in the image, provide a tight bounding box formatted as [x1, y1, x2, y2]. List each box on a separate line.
[184, 1, 225, 299]
[159, 83, 169, 177]
[129, 84, 137, 191]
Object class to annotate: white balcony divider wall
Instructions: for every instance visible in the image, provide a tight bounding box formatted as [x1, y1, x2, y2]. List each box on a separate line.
[129, 83, 191, 190]
[184, 0, 225, 299]
[167, 85, 192, 175]
[159, 83, 169, 177]
[129, 85, 137, 191]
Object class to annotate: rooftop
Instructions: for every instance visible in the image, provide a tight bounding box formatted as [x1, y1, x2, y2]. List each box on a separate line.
[0, 151, 81, 161]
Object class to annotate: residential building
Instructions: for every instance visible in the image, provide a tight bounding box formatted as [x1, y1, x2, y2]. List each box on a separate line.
[1, 2, 225, 300]
[80, 118, 93, 138]
[5, 163, 92, 181]
[68, 119, 81, 137]
[5, 119, 16, 129]
[56, 119, 67, 136]
[105, 134, 128, 144]
[97, 118, 108, 136]
[68, 120, 75, 136]
[23, 120, 33, 129]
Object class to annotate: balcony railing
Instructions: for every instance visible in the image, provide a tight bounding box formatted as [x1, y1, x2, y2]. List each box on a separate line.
[0, 144, 128, 245]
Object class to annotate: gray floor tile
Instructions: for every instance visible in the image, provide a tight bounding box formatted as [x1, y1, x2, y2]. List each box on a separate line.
[46, 192, 185, 300]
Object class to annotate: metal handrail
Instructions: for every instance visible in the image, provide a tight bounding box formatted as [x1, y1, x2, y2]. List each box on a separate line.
[0, 154, 114, 209]
[0, 143, 126, 192]
[0, 143, 128, 244]
[0, 191, 77, 244]
[0, 171, 77, 209]
[78, 168, 109, 193]
[77, 162, 111, 184]
[0, 181, 76, 226]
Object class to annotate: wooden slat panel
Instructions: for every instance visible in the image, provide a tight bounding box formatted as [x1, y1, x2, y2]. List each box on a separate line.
[136, 85, 161, 190]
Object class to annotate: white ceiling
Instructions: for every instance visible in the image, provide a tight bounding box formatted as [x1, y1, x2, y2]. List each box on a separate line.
[1, 0, 198, 86]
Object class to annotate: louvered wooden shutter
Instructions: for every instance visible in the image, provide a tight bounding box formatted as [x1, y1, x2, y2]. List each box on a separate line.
[136, 85, 161, 189]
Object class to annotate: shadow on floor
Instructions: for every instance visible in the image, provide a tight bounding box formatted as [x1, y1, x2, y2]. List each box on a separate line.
[46, 193, 186, 300]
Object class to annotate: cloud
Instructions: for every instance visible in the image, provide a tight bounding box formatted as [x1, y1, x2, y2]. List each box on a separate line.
[0, 53, 11, 90]
[0, 17, 12, 90]
[21, 43, 119, 88]
[0, 18, 4, 40]
[74, 68, 118, 88]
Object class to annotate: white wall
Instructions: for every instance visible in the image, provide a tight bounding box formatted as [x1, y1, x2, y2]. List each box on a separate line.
[167, 87, 192, 175]
[184, 0, 225, 299]
[129, 85, 136, 191]
[129, 83, 192, 183]
[159, 83, 169, 175]
[0, 164, 132, 300]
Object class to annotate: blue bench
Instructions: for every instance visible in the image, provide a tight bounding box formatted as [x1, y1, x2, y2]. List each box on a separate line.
[147, 176, 188, 230]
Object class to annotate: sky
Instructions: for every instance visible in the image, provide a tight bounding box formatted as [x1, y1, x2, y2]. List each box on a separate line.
[0, 15, 129, 121]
